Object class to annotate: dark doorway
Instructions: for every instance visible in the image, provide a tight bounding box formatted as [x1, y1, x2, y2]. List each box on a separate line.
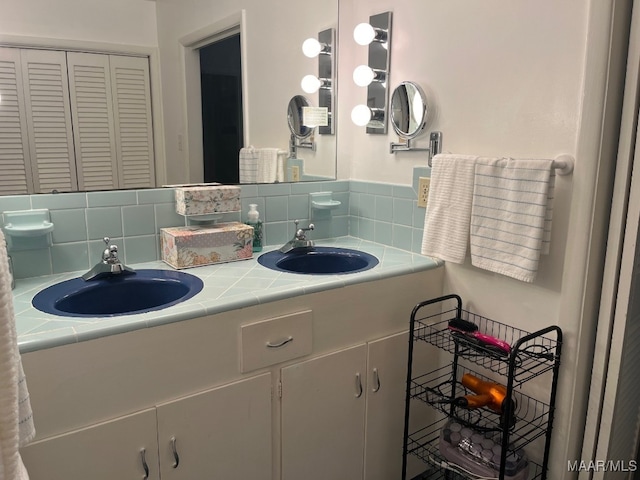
[200, 34, 244, 184]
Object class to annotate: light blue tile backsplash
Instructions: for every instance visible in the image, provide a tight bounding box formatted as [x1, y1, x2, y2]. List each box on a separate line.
[2, 172, 428, 279]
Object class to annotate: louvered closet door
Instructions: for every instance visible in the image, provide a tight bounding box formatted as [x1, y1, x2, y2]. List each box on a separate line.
[67, 52, 119, 191]
[20, 49, 77, 193]
[110, 55, 155, 189]
[0, 47, 34, 195]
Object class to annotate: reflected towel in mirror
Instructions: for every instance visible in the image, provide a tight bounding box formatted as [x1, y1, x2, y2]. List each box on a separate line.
[239, 147, 259, 184]
[257, 148, 286, 183]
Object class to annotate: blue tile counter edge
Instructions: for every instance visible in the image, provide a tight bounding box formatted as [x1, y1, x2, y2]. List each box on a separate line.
[13, 237, 443, 354]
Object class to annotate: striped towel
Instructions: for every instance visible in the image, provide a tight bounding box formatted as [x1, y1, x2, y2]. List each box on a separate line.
[239, 147, 259, 184]
[0, 230, 35, 480]
[470, 157, 555, 282]
[421, 154, 479, 263]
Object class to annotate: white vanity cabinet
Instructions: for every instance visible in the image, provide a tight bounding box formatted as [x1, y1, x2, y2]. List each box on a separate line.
[20, 373, 272, 480]
[279, 331, 412, 480]
[20, 408, 161, 480]
[19, 268, 444, 480]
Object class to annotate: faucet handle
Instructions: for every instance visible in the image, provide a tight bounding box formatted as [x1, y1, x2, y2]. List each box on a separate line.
[101, 237, 120, 263]
[293, 220, 314, 232]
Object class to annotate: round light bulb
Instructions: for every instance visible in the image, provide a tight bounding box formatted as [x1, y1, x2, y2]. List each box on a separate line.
[353, 65, 375, 87]
[351, 104, 372, 126]
[353, 22, 375, 46]
[301, 75, 321, 94]
[302, 38, 322, 58]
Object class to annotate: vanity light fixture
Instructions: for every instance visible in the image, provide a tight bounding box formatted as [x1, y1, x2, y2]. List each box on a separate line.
[351, 11, 392, 134]
[301, 75, 331, 94]
[352, 65, 386, 87]
[351, 105, 384, 128]
[302, 38, 330, 58]
[353, 22, 389, 46]
[300, 28, 336, 134]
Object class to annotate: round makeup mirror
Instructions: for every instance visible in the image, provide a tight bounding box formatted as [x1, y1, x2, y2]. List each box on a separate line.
[390, 81, 429, 139]
[287, 95, 315, 139]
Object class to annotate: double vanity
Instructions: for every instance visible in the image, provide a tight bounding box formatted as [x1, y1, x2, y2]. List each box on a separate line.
[16, 237, 444, 480]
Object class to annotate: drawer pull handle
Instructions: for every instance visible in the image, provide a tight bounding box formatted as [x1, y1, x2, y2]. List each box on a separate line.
[355, 372, 363, 398]
[266, 336, 293, 348]
[140, 448, 149, 479]
[171, 436, 180, 468]
[372, 368, 381, 393]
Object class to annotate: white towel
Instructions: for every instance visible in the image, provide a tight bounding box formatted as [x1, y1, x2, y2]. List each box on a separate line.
[239, 147, 259, 184]
[421, 154, 478, 263]
[470, 157, 554, 282]
[257, 148, 281, 183]
[0, 230, 35, 480]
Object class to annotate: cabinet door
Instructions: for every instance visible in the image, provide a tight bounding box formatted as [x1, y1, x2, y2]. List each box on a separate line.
[109, 55, 155, 189]
[67, 52, 119, 191]
[156, 372, 272, 480]
[20, 48, 78, 194]
[365, 331, 438, 480]
[364, 331, 410, 480]
[281, 343, 367, 480]
[20, 408, 160, 480]
[0, 46, 34, 195]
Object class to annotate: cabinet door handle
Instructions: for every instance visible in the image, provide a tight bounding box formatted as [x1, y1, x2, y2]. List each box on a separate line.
[171, 436, 180, 468]
[372, 367, 381, 393]
[266, 336, 293, 348]
[140, 448, 149, 479]
[355, 372, 363, 398]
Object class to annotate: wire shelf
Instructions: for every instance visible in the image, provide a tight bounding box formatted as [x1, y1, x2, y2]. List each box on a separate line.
[413, 305, 561, 385]
[410, 364, 551, 451]
[407, 417, 544, 480]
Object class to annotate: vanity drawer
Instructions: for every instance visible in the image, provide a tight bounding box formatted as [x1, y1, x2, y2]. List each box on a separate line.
[240, 310, 312, 372]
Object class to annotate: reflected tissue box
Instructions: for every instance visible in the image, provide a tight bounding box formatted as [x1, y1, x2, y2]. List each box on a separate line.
[174, 184, 241, 216]
[160, 222, 254, 269]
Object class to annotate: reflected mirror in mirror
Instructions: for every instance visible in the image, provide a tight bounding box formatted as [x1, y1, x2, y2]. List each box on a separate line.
[288, 95, 315, 140]
[1, 0, 338, 197]
[390, 81, 429, 140]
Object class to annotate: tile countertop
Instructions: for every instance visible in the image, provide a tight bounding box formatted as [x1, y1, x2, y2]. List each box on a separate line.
[13, 237, 442, 354]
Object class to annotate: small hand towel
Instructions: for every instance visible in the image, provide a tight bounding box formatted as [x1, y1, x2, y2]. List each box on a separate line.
[421, 154, 479, 263]
[239, 147, 259, 184]
[470, 157, 554, 282]
[257, 148, 281, 183]
[0, 230, 35, 480]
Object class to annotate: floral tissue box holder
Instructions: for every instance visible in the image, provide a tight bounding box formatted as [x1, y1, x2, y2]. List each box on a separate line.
[174, 184, 241, 216]
[161, 222, 253, 269]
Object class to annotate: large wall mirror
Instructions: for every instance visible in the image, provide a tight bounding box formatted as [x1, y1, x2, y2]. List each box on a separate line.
[0, 0, 338, 197]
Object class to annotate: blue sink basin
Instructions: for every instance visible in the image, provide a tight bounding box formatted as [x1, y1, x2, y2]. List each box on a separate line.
[32, 269, 204, 318]
[258, 247, 379, 274]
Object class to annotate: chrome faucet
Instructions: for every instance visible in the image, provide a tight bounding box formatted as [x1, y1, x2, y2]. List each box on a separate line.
[279, 220, 315, 253]
[82, 237, 135, 281]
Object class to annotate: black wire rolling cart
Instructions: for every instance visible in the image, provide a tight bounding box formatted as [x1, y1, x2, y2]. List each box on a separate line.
[401, 294, 562, 480]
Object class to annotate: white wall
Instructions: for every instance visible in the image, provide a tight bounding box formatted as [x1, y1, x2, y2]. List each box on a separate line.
[1, 0, 158, 46]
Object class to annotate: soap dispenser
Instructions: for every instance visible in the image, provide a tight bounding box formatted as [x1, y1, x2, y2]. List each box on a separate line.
[246, 204, 263, 252]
